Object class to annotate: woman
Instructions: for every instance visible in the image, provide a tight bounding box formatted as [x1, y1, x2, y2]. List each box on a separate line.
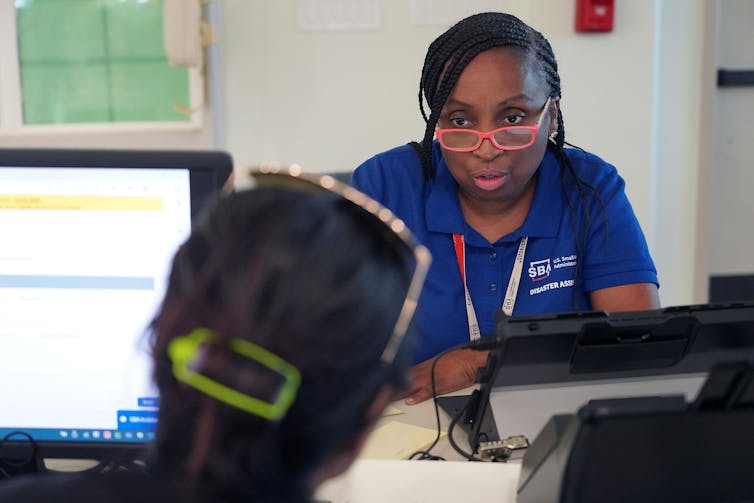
[0, 169, 429, 502]
[352, 12, 660, 404]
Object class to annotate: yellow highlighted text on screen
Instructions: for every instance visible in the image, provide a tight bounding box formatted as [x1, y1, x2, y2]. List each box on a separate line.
[0, 195, 163, 211]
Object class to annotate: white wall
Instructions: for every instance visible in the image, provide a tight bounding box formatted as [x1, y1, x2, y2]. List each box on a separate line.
[709, 0, 754, 275]
[651, 0, 712, 305]
[218, 1, 437, 173]
[217, 0, 708, 307]
[519, 1, 656, 241]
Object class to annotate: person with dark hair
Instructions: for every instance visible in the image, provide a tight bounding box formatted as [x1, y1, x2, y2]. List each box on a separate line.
[0, 169, 430, 502]
[351, 12, 660, 404]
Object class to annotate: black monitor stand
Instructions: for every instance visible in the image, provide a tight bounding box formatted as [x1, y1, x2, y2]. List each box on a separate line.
[436, 352, 502, 453]
[435, 391, 499, 446]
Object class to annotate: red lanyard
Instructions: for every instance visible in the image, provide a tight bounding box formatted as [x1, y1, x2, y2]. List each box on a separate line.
[452, 234, 528, 341]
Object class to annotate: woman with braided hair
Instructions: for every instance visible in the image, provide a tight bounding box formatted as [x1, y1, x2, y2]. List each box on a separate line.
[352, 12, 660, 404]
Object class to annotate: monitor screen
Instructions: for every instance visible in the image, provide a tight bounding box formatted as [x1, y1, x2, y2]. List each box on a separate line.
[0, 149, 232, 461]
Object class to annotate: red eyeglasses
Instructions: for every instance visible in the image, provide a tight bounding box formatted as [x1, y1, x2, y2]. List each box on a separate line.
[436, 97, 552, 152]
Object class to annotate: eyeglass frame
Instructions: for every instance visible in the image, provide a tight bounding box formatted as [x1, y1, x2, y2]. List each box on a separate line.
[435, 97, 553, 153]
[244, 164, 432, 366]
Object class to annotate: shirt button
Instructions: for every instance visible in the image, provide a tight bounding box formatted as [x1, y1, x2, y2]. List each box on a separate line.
[489, 283, 497, 292]
[489, 251, 497, 260]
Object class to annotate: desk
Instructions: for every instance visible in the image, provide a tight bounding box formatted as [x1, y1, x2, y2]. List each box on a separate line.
[370, 389, 471, 461]
[315, 458, 520, 503]
[314, 388, 522, 503]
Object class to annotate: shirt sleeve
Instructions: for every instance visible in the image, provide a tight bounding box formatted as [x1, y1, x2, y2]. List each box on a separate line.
[351, 155, 386, 202]
[576, 154, 659, 292]
[350, 145, 425, 214]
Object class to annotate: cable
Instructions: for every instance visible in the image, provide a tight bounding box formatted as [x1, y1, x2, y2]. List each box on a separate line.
[0, 431, 43, 477]
[447, 396, 482, 461]
[460, 337, 497, 351]
[408, 346, 460, 461]
[408, 336, 503, 461]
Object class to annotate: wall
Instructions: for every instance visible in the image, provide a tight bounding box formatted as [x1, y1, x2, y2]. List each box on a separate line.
[652, 0, 713, 305]
[217, 1, 437, 173]
[214, 0, 709, 307]
[709, 0, 754, 276]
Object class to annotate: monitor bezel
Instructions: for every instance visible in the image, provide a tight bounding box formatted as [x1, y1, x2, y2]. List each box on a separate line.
[0, 148, 233, 465]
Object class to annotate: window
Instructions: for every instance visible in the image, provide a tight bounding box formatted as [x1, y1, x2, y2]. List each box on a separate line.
[0, 0, 204, 132]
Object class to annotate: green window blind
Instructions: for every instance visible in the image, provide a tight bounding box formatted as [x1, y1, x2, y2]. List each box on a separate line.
[15, 0, 191, 125]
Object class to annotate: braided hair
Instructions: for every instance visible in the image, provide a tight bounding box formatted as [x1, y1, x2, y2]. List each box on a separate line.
[414, 12, 601, 308]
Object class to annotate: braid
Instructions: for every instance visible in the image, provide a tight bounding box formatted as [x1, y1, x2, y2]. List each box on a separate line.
[417, 12, 536, 180]
[417, 11, 606, 310]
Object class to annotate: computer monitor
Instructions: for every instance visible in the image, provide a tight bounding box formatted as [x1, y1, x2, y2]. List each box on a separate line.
[0, 148, 232, 469]
[466, 303, 754, 451]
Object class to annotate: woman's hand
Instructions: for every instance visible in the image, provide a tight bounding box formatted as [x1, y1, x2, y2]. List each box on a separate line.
[403, 349, 489, 405]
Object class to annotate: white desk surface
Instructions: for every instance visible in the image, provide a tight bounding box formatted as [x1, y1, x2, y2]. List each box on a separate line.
[315, 386, 522, 503]
[372, 387, 475, 461]
[315, 458, 520, 503]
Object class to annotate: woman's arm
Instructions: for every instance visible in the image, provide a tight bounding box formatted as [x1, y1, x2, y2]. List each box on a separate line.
[589, 283, 660, 312]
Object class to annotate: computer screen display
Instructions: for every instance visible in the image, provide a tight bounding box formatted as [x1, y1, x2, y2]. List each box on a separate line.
[0, 149, 232, 460]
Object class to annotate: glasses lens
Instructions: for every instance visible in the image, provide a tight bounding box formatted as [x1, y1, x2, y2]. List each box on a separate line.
[493, 128, 535, 148]
[439, 131, 480, 150]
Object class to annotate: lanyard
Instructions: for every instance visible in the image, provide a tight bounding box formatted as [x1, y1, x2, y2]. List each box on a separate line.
[452, 234, 528, 341]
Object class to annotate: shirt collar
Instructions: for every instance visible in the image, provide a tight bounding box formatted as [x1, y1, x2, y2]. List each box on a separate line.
[425, 145, 564, 243]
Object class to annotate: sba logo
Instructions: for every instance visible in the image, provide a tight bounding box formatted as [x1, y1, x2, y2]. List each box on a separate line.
[528, 259, 551, 282]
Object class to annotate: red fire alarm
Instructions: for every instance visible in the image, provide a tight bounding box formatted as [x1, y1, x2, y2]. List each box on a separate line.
[575, 0, 614, 33]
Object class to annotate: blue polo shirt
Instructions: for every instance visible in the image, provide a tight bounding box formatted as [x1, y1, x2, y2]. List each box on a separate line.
[352, 142, 658, 363]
